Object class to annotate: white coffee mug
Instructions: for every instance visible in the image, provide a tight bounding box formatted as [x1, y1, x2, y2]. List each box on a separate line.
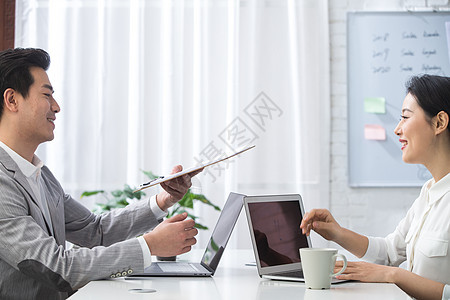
[299, 248, 347, 289]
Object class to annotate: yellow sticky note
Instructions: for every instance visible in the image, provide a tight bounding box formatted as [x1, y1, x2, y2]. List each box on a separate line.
[364, 124, 386, 140]
[364, 97, 386, 114]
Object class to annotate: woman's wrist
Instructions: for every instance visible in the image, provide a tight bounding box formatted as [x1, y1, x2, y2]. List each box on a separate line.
[335, 227, 369, 258]
[332, 224, 345, 244]
[387, 266, 402, 284]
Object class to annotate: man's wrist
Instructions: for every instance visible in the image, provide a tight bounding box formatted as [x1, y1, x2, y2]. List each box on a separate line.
[151, 195, 168, 219]
[137, 236, 152, 269]
[143, 232, 154, 255]
[156, 192, 169, 211]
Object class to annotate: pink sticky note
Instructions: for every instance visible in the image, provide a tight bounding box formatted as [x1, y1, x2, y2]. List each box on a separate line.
[364, 124, 386, 140]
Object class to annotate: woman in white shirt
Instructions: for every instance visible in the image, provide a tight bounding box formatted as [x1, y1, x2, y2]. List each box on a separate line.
[300, 74, 450, 300]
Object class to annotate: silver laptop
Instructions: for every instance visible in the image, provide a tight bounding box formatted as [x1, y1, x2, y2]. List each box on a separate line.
[244, 194, 344, 283]
[128, 192, 244, 277]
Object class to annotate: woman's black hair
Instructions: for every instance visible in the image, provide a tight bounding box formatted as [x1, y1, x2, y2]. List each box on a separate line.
[406, 74, 450, 121]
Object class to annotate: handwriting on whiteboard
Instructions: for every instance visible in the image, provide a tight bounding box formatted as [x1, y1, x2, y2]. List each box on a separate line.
[370, 29, 441, 74]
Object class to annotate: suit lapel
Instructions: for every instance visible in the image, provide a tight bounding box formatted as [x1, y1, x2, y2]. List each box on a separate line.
[42, 175, 63, 244]
[0, 148, 55, 236]
[0, 148, 37, 203]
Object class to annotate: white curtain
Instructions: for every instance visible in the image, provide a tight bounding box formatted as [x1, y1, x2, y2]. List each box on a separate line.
[15, 0, 330, 249]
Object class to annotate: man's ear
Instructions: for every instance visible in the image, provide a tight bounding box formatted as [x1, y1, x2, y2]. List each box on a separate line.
[3, 88, 19, 112]
[434, 110, 449, 135]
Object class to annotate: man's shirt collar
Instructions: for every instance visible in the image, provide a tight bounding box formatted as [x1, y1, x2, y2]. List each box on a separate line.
[0, 140, 43, 179]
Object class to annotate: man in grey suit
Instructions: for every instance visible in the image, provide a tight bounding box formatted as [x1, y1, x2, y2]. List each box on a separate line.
[0, 48, 201, 299]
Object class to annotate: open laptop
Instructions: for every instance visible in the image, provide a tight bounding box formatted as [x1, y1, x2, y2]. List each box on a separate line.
[243, 194, 344, 283]
[128, 192, 245, 277]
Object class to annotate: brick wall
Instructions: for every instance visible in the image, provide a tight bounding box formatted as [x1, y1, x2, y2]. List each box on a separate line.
[0, 0, 15, 50]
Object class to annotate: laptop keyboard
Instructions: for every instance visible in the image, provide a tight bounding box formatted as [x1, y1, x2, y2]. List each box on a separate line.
[158, 263, 198, 273]
[273, 270, 304, 278]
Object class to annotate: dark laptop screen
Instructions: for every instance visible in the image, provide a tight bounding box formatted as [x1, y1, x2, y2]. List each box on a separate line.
[201, 192, 244, 273]
[248, 200, 308, 268]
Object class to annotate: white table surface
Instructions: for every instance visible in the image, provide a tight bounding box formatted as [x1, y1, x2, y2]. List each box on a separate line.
[69, 249, 410, 300]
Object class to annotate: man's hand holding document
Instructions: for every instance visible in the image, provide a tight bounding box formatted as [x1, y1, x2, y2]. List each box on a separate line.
[134, 144, 255, 193]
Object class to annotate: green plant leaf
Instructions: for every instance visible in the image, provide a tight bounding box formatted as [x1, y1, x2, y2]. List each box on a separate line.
[117, 198, 129, 206]
[111, 190, 124, 197]
[194, 223, 208, 230]
[81, 171, 220, 232]
[133, 190, 145, 200]
[93, 203, 113, 213]
[183, 195, 194, 209]
[186, 213, 198, 221]
[176, 208, 188, 215]
[191, 193, 221, 211]
[80, 190, 105, 198]
[96, 203, 108, 210]
[141, 170, 159, 180]
[177, 194, 189, 207]
[167, 205, 180, 218]
[210, 238, 219, 251]
[123, 185, 135, 199]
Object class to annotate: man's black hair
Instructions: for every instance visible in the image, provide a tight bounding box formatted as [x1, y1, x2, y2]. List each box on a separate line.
[0, 48, 50, 118]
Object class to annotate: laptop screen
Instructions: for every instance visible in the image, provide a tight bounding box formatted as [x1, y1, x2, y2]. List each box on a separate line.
[200, 192, 244, 273]
[246, 196, 309, 268]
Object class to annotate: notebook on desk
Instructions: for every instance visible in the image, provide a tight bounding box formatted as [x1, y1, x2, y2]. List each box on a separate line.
[243, 194, 345, 283]
[128, 192, 244, 278]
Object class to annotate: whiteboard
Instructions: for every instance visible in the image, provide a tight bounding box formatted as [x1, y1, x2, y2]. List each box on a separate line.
[347, 12, 450, 187]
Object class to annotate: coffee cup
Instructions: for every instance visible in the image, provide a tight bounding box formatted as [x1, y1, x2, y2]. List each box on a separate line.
[299, 248, 347, 289]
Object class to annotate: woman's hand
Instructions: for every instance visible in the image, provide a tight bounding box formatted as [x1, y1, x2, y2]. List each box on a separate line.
[300, 209, 342, 242]
[300, 209, 369, 258]
[334, 261, 446, 300]
[334, 261, 396, 283]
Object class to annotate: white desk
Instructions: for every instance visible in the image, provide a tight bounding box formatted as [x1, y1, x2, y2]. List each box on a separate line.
[69, 249, 409, 300]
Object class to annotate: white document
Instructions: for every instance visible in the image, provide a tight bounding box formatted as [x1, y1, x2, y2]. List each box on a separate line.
[134, 144, 255, 192]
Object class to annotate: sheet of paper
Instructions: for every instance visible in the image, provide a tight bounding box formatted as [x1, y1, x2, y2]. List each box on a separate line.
[364, 124, 386, 140]
[134, 144, 255, 192]
[364, 97, 386, 114]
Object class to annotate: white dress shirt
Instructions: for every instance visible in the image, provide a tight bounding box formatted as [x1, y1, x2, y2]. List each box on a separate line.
[0, 141, 54, 234]
[361, 173, 450, 299]
[138, 198, 167, 268]
[0, 141, 166, 269]
[444, 285, 450, 300]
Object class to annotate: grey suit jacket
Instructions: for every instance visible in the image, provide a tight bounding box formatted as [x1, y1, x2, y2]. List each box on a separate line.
[0, 148, 161, 299]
